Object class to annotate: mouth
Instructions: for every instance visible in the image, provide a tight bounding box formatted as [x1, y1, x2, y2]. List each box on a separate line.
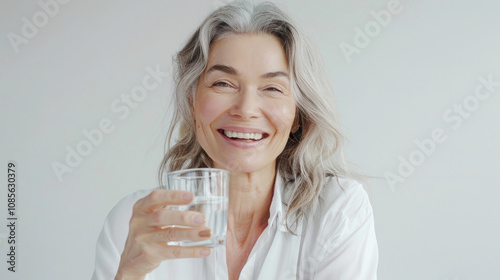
[217, 129, 269, 141]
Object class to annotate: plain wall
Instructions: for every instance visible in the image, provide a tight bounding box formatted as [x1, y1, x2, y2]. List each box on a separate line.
[1, 0, 499, 279]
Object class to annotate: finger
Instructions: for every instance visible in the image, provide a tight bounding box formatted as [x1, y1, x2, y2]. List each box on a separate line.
[135, 189, 193, 213]
[160, 246, 212, 259]
[148, 208, 206, 227]
[151, 227, 212, 244]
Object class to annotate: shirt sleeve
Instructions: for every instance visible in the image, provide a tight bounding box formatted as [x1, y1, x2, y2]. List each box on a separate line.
[314, 181, 379, 280]
[91, 189, 152, 280]
[91, 212, 123, 280]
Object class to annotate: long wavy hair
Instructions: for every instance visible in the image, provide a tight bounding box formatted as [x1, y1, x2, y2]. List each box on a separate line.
[159, 0, 361, 233]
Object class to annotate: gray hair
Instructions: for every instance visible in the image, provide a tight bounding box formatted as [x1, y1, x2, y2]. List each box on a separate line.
[159, 0, 361, 233]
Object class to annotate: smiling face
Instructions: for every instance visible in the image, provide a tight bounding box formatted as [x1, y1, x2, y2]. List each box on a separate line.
[193, 33, 296, 174]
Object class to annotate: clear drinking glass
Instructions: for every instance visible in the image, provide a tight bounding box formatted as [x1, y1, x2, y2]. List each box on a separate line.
[163, 168, 229, 247]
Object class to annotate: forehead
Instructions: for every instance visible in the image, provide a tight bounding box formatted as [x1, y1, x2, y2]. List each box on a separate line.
[206, 33, 289, 73]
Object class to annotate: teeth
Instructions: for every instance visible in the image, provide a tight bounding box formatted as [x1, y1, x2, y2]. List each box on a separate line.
[223, 130, 263, 140]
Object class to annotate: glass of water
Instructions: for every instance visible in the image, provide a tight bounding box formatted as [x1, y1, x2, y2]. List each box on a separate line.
[163, 168, 229, 247]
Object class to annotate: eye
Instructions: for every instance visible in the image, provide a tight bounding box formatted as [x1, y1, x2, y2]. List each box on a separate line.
[264, 86, 282, 93]
[213, 81, 232, 88]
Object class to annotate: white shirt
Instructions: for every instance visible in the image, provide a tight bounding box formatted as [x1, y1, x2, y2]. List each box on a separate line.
[92, 176, 378, 280]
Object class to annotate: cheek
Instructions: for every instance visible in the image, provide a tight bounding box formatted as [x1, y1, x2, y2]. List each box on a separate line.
[195, 95, 227, 124]
[265, 102, 296, 131]
[194, 94, 230, 151]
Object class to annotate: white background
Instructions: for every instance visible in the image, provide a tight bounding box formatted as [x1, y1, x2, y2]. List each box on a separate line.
[1, 0, 499, 279]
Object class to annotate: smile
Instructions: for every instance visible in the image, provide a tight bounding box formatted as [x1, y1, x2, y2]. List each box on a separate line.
[218, 129, 269, 141]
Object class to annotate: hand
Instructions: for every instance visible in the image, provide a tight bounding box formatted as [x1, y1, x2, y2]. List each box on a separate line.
[115, 190, 212, 280]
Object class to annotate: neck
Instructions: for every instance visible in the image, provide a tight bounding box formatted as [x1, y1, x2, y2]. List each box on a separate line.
[226, 167, 276, 244]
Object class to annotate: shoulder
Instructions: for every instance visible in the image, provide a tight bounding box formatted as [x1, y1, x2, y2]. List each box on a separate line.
[304, 176, 374, 256]
[296, 177, 378, 279]
[319, 176, 372, 220]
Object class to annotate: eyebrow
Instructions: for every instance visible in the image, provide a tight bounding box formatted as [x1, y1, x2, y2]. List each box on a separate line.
[206, 64, 289, 80]
[206, 64, 238, 75]
[261, 71, 289, 79]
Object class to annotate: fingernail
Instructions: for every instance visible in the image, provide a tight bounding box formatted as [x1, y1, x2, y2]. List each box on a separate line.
[200, 249, 210, 257]
[199, 229, 211, 237]
[182, 193, 192, 202]
[193, 215, 204, 225]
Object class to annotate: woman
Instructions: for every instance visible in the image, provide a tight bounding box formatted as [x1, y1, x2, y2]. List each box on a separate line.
[92, 1, 378, 279]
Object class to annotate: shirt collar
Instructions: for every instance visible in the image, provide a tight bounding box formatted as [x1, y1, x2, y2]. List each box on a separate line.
[268, 173, 302, 233]
[268, 173, 283, 231]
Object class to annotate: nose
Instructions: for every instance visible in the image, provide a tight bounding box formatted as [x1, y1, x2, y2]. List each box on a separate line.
[228, 87, 261, 119]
